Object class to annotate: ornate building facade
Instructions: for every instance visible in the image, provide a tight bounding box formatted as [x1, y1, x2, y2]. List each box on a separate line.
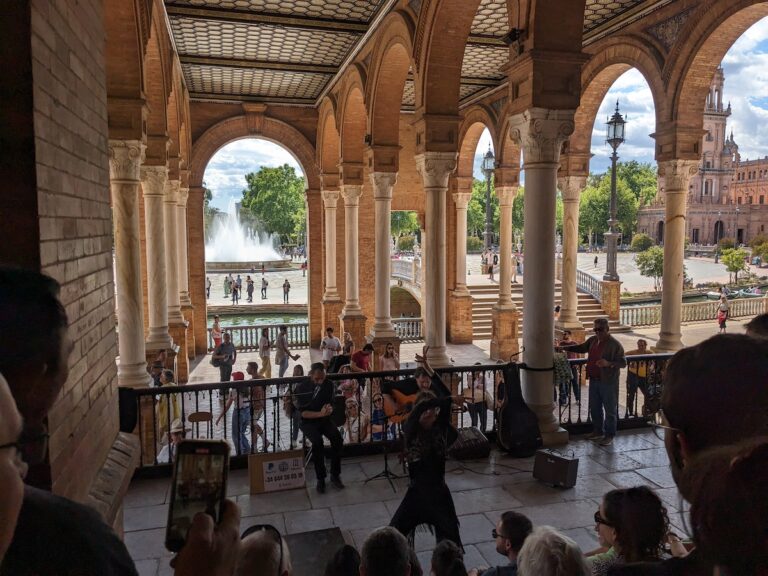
[638, 67, 768, 245]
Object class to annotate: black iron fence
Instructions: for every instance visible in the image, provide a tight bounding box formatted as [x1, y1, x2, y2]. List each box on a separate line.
[124, 353, 674, 471]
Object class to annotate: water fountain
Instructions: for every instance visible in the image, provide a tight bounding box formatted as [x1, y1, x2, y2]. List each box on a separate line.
[205, 203, 292, 272]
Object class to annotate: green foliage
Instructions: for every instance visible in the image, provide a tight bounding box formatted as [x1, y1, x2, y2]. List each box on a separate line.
[630, 233, 655, 252]
[748, 234, 768, 249]
[240, 164, 306, 243]
[468, 178, 499, 240]
[721, 248, 748, 283]
[635, 246, 665, 291]
[397, 235, 415, 252]
[466, 236, 483, 253]
[718, 237, 736, 251]
[753, 242, 768, 263]
[391, 211, 419, 237]
[616, 160, 658, 206]
[512, 187, 524, 233]
[578, 175, 638, 242]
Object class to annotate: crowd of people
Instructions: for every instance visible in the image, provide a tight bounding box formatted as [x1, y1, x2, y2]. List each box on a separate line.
[1, 266, 767, 576]
[206, 273, 296, 305]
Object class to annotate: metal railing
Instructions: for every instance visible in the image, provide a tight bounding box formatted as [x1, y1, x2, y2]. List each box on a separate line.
[125, 354, 673, 470]
[207, 324, 310, 351]
[620, 296, 767, 327]
[577, 269, 603, 303]
[393, 318, 423, 341]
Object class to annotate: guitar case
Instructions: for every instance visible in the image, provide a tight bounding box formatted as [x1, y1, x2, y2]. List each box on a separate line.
[495, 363, 542, 457]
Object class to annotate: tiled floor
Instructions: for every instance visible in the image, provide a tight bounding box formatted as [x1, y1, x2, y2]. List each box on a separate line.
[124, 429, 689, 576]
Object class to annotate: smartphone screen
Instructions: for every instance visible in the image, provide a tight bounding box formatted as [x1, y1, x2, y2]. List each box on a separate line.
[166, 440, 229, 552]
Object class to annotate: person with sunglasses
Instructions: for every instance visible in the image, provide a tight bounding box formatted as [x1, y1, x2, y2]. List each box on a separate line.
[559, 318, 626, 446]
[469, 511, 533, 576]
[236, 524, 292, 576]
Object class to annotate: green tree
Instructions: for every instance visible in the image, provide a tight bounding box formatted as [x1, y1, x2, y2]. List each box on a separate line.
[512, 187, 525, 236]
[391, 211, 419, 238]
[721, 247, 748, 283]
[718, 237, 736, 251]
[240, 164, 306, 243]
[635, 246, 665, 291]
[468, 178, 500, 242]
[579, 176, 638, 243]
[630, 233, 654, 252]
[617, 160, 658, 207]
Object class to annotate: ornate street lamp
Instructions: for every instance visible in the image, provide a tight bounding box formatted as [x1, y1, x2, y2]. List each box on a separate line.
[604, 101, 626, 281]
[482, 146, 495, 251]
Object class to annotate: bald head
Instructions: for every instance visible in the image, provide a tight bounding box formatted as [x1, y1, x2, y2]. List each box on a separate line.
[235, 530, 292, 576]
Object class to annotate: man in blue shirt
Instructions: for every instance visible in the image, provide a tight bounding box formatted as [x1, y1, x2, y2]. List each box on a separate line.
[469, 511, 532, 576]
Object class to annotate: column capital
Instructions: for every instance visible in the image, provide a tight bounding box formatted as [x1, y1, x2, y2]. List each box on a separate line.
[178, 186, 190, 207]
[658, 159, 698, 193]
[452, 192, 471, 209]
[496, 186, 518, 206]
[340, 184, 363, 206]
[370, 171, 397, 200]
[164, 179, 180, 204]
[415, 152, 457, 189]
[558, 175, 587, 202]
[109, 140, 145, 182]
[321, 189, 340, 208]
[140, 165, 168, 196]
[509, 108, 575, 165]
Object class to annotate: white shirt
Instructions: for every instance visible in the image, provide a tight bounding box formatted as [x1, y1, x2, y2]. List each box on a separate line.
[259, 335, 270, 358]
[321, 336, 341, 361]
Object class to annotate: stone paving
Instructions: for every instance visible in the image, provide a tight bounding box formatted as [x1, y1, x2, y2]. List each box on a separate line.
[125, 429, 688, 576]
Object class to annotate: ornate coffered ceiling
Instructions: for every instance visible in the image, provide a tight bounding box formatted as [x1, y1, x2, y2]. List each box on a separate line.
[166, 0, 672, 108]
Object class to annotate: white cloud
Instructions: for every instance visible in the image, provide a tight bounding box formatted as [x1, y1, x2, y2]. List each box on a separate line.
[203, 139, 304, 211]
[473, 129, 494, 179]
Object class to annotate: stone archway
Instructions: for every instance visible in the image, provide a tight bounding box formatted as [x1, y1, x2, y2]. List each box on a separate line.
[187, 114, 321, 354]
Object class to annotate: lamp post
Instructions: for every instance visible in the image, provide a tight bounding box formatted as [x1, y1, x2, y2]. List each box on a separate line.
[482, 146, 495, 251]
[604, 101, 626, 281]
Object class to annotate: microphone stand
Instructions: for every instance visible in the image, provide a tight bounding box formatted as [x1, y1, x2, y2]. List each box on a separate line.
[364, 412, 403, 493]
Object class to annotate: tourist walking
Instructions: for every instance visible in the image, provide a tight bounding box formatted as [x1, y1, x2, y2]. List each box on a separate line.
[212, 332, 237, 382]
[261, 276, 268, 299]
[216, 362, 268, 454]
[231, 282, 239, 304]
[301, 260, 307, 277]
[511, 254, 519, 283]
[488, 261, 495, 281]
[717, 294, 730, 333]
[236, 274, 242, 292]
[205, 276, 211, 299]
[320, 326, 342, 369]
[211, 315, 223, 349]
[560, 318, 626, 446]
[258, 327, 272, 378]
[283, 279, 291, 303]
[275, 324, 300, 378]
[223, 275, 230, 298]
[246, 275, 254, 302]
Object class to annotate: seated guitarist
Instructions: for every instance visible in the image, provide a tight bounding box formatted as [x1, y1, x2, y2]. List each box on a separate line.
[381, 345, 458, 424]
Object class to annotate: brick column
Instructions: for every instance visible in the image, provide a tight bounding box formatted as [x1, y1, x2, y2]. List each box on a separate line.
[321, 189, 344, 336]
[510, 108, 574, 445]
[416, 152, 457, 367]
[491, 186, 521, 360]
[656, 160, 698, 351]
[109, 140, 151, 388]
[340, 185, 367, 345]
[141, 166, 173, 350]
[557, 176, 587, 340]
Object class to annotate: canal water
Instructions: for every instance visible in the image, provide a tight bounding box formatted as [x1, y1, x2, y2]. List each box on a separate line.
[207, 313, 307, 326]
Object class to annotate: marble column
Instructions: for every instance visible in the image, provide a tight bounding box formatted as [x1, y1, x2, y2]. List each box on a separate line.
[557, 176, 587, 338]
[141, 165, 173, 349]
[177, 186, 192, 307]
[510, 108, 574, 445]
[656, 160, 698, 351]
[164, 179, 184, 324]
[490, 186, 520, 360]
[453, 192, 471, 295]
[321, 190, 344, 335]
[416, 152, 457, 366]
[109, 140, 151, 387]
[370, 172, 397, 338]
[340, 185, 367, 345]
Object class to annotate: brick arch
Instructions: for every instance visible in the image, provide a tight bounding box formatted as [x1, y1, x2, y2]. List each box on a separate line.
[188, 115, 320, 191]
[367, 11, 415, 148]
[414, 0, 483, 117]
[457, 107, 498, 178]
[669, 1, 768, 127]
[166, 70, 182, 178]
[337, 66, 368, 168]
[570, 37, 666, 156]
[105, 0, 145, 102]
[496, 112, 522, 170]
[317, 97, 341, 178]
[144, 17, 169, 144]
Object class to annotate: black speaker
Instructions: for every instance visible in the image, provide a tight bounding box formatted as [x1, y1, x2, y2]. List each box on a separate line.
[532, 449, 579, 488]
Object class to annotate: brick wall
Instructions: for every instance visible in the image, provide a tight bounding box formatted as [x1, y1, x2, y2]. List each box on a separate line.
[391, 286, 421, 317]
[30, 0, 119, 502]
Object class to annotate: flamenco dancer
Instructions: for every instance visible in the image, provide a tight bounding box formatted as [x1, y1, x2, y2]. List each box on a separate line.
[389, 346, 463, 548]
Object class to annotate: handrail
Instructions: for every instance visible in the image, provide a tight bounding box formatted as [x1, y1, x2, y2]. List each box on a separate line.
[392, 318, 423, 342]
[620, 296, 767, 327]
[207, 323, 309, 351]
[576, 269, 603, 303]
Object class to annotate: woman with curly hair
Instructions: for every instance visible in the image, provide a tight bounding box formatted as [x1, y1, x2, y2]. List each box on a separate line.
[588, 486, 670, 575]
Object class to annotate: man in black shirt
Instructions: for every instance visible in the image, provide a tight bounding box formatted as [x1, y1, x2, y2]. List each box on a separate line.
[294, 363, 344, 493]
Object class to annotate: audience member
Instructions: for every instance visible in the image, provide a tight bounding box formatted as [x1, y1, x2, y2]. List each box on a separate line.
[0, 267, 242, 576]
[516, 526, 589, 576]
[0, 374, 24, 565]
[351, 343, 375, 372]
[470, 511, 532, 576]
[431, 540, 465, 576]
[588, 487, 669, 575]
[360, 527, 411, 576]
[235, 524, 292, 576]
[324, 544, 360, 576]
[744, 312, 768, 338]
[157, 418, 188, 463]
[408, 548, 423, 576]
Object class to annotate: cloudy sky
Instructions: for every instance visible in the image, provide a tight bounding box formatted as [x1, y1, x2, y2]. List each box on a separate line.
[205, 16, 768, 209]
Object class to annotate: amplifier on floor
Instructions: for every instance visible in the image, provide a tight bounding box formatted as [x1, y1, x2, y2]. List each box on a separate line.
[532, 449, 579, 488]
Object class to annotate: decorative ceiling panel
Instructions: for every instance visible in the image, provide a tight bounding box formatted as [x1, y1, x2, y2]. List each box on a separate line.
[460, 84, 485, 102]
[462, 45, 507, 79]
[470, 0, 507, 37]
[171, 17, 358, 65]
[584, 0, 646, 33]
[167, 0, 385, 22]
[183, 64, 331, 99]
